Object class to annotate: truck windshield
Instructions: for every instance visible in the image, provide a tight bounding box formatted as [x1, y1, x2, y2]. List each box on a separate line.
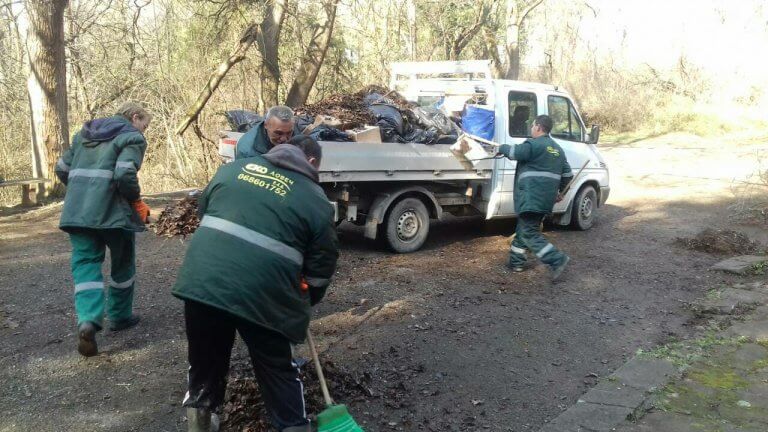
[508, 91, 537, 137]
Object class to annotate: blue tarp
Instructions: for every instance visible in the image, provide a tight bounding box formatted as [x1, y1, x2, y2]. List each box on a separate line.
[461, 105, 495, 140]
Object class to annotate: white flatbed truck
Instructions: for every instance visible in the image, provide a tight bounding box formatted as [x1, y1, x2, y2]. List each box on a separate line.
[219, 60, 610, 253]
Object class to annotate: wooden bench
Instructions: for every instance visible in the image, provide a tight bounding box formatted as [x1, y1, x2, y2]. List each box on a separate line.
[0, 178, 52, 206]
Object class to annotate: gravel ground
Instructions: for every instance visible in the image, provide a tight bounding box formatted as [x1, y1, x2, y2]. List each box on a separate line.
[0, 132, 763, 432]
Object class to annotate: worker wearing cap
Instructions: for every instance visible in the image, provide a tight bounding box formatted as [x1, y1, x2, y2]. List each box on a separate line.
[55, 101, 152, 357]
[497, 114, 573, 281]
[173, 135, 339, 432]
[234, 105, 296, 159]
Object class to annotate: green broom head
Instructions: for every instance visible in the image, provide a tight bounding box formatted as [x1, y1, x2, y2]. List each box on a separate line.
[316, 404, 364, 432]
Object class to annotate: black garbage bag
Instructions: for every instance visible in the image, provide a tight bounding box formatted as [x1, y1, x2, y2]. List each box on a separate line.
[411, 107, 456, 135]
[309, 125, 351, 142]
[293, 114, 350, 142]
[225, 110, 263, 132]
[293, 114, 315, 135]
[363, 93, 405, 142]
[402, 128, 439, 144]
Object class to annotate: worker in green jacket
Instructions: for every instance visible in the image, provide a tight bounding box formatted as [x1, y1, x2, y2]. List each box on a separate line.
[55, 101, 152, 357]
[235, 105, 295, 159]
[497, 115, 573, 281]
[173, 135, 339, 432]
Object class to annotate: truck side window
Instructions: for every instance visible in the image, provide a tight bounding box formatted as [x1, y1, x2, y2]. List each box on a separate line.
[547, 95, 584, 141]
[508, 91, 537, 137]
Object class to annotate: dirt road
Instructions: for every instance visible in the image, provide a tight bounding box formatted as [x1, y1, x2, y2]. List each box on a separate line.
[1, 132, 764, 431]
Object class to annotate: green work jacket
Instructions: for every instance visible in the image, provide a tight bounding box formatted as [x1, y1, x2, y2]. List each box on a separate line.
[235, 121, 273, 160]
[500, 135, 573, 214]
[56, 116, 147, 232]
[172, 145, 339, 343]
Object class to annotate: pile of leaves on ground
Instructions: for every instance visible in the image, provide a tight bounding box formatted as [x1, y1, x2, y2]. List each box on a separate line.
[221, 346, 425, 431]
[221, 359, 372, 432]
[153, 194, 200, 237]
[675, 228, 762, 255]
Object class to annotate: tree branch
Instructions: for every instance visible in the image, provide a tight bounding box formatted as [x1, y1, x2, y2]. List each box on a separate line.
[175, 23, 259, 136]
[517, 0, 544, 25]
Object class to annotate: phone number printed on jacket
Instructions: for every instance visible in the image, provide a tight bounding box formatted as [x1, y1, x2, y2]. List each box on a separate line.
[238, 163, 293, 197]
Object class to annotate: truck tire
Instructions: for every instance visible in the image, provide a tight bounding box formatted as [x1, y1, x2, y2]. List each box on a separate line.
[384, 197, 430, 253]
[570, 185, 598, 230]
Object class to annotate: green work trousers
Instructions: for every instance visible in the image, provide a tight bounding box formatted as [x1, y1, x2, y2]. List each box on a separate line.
[508, 212, 568, 270]
[69, 228, 136, 328]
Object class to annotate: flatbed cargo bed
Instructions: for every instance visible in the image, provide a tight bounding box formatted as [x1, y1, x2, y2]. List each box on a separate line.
[316, 141, 493, 183]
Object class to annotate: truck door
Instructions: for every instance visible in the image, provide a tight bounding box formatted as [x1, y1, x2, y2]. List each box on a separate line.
[486, 89, 539, 218]
[545, 94, 592, 213]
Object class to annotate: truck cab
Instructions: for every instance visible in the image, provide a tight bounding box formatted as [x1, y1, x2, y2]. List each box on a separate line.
[390, 60, 609, 230]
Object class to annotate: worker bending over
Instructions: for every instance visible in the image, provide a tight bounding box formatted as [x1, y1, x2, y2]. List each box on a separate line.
[173, 135, 339, 432]
[235, 105, 296, 159]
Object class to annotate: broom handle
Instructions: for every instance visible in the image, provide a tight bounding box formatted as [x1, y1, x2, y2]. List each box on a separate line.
[307, 329, 334, 406]
[561, 160, 590, 196]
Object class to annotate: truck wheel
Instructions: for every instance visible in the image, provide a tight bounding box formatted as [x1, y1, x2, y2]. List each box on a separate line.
[384, 198, 430, 253]
[570, 185, 597, 230]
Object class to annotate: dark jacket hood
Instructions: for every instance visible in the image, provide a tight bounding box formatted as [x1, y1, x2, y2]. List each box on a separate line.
[263, 144, 319, 183]
[81, 116, 139, 145]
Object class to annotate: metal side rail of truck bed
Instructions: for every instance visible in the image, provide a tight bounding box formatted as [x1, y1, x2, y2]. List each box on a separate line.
[316, 141, 493, 183]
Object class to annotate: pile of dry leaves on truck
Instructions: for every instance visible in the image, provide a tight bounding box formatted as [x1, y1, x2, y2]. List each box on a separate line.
[227, 85, 460, 145]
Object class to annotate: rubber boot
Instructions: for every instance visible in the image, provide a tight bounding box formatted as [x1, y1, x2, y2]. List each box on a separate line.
[110, 314, 141, 331]
[77, 321, 98, 357]
[550, 255, 570, 282]
[187, 407, 219, 432]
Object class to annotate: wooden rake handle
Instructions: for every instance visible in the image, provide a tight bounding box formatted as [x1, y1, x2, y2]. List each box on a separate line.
[307, 329, 334, 406]
[561, 160, 590, 196]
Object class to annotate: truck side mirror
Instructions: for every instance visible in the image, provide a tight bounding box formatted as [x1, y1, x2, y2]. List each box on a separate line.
[586, 124, 600, 144]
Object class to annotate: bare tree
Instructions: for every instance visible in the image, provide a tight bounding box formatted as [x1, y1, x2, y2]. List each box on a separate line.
[25, 0, 69, 198]
[284, 0, 339, 108]
[406, 0, 416, 60]
[176, 23, 259, 136]
[257, 0, 287, 109]
[441, 2, 491, 60]
[503, 0, 544, 79]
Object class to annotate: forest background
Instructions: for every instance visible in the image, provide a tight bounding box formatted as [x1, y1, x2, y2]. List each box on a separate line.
[1, 0, 767, 205]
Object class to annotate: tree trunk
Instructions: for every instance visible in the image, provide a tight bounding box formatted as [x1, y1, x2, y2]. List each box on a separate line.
[25, 0, 70, 198]
[503, 0, 521, 80]
[504, 25, 521, 80]
[176, 23, 259, 136]
[258, 0, 287, 109]
[407, 0, 417, 60]
[503, 0, 543, 80]
[284, 0, 339, 108]
[483, 27, 505, 79]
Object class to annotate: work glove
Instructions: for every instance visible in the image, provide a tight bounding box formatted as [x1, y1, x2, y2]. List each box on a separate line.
[300, 276, 324, 306]
[497, 144, 512, 158]
[132, 199, 151, 223]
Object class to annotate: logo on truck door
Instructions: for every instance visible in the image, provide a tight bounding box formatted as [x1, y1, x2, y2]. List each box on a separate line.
[239, 163, 294, 197]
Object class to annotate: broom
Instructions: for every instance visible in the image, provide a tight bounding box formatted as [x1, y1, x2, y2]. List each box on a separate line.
[307, 330, 364, 432]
